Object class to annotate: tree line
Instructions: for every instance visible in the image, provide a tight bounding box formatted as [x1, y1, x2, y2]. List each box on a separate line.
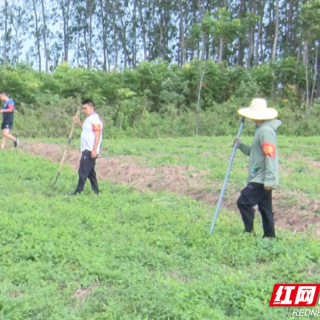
[1, 0, 320, 76]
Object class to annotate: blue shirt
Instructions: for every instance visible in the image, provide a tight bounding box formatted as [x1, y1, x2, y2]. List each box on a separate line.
[2, 99, 14, 123]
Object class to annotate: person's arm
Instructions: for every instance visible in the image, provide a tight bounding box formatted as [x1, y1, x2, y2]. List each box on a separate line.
[91, 123, 103, 158]
[0, 104, 14, 113]
[91, 131, 101, 158]
[234, 138, 251, 156]
[260, 131, 277, 190]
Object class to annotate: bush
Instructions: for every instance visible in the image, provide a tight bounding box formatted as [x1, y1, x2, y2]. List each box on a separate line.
[0, 60, 318, 139]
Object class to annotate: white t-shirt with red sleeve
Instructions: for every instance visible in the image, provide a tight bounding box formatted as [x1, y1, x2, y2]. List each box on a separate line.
[80, 112, 103, 154]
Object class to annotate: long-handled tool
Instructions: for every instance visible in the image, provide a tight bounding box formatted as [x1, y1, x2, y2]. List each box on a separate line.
[52, 107, 80, 187]
[210, 117, 245, 234]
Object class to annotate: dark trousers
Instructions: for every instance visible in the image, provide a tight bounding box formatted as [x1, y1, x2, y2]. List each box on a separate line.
[75, 150, 99, 194]
[237, 182, 275, 238]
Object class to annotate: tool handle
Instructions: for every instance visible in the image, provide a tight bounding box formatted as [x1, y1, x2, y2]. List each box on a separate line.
[52, 107, 80, 188]
[210, 117, 245, 234]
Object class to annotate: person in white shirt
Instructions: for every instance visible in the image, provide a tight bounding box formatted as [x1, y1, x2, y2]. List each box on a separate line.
[73, 99, 103, 195]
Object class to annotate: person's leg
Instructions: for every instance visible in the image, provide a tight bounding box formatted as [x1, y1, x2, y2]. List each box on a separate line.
[1, 123, 7, 148]
[2, 128, 17, 143]
[237, 183, 266, 234]
[74, 151, 95, 194]
[1, 131, 7, 149]
[258, 190, 275, 238]
[237, 197, 255, 233]
[88, 163, 99, 194]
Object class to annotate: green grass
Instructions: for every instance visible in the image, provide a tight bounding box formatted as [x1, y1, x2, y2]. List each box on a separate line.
[0, 150, 319, 319]
[40, 135, 320, 200]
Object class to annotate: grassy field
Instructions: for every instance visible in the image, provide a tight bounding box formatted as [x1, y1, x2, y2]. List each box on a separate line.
[42, 135, 320, 209]
[100, 136, 320, 195]
[0, 147, 320, 319]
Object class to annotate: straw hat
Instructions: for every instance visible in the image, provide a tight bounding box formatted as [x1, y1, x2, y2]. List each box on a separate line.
[238, 98, 278, 120]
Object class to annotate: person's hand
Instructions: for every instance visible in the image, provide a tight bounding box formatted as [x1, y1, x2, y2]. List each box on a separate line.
[0, 110, 3, 114]
[264, 186, 273, 191]
[91, 150, 97, 159]
[73, 116, 82, 126]
[234, 138, 241, 146]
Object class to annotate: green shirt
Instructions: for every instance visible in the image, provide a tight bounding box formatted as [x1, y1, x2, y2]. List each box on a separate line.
[238, 119, 281, 187]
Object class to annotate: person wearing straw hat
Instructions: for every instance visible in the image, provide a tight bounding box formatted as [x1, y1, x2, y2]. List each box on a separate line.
[234, 98, 281, 238]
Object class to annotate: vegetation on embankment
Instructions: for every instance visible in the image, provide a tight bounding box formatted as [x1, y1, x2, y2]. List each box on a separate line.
[0, 61, 318, 139]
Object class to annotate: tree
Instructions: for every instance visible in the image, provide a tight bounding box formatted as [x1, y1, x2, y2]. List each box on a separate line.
[271, 0, 280, 61]
[97, 0, 111, 71]
[300, 0, 320, 115]
[74, 0, 96, 69]
[29, 0, 42, 71]
[114, 0, 130, 68]
[2, 0, 9, 64]
[203, 8, 241, 63]
[138, 0, 147, 61]
[236, 0, 246, 66]
[178, 0, 186, 65]
[9, 1, 28, 64]
[254, 0, 265, 66]
[40, 0, 50, 72]
[198, 0, 206, 61]
[54, 0, 73, 63]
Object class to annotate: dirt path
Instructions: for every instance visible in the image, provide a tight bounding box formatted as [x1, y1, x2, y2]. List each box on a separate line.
[21, 141, 320, 233]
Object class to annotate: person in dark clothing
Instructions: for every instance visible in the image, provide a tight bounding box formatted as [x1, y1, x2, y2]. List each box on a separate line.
[235, 98, 281, 238]
[72, 99, 103, 195]
[0, 92, 19, 149]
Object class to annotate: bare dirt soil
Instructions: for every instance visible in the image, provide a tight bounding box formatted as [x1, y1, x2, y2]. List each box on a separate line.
[21, 141, 320, 233]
